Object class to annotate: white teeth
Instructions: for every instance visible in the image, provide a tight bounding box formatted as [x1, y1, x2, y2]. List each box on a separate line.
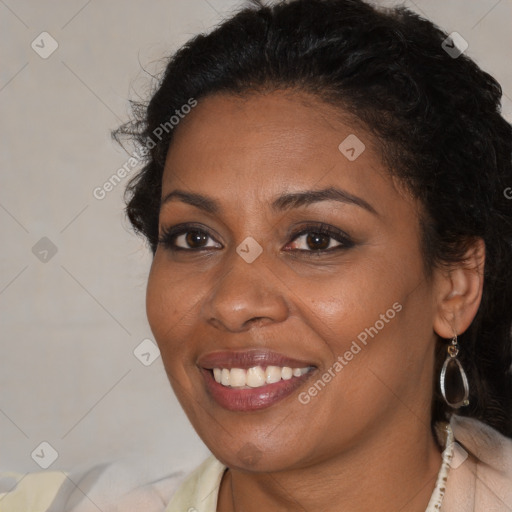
[212, 365, 311, 388]
[246, 366, 266, 387]
[221, 368, 230, 386]
[230, 368, 247, 387]
[281, 367, 293, 380]
[265, 365, 282, 384]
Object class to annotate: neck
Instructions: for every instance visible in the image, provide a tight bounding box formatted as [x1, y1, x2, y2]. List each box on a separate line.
[218, 416, 443, 512]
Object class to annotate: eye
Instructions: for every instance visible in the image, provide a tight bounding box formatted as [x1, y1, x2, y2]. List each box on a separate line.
[158, 222, 354, 254]
[285, 223, 354, 253]
[158, 224, 222, 251]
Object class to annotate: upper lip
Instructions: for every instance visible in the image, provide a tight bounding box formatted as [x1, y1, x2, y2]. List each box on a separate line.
[197, 349, 316, 370]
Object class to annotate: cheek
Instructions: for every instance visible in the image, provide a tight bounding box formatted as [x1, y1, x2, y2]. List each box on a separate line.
[288, 254, 406, 341]
[331, 297, 431, 413]
[293, 250, 428, 391]
[145, 255, 201, 361]
[145, 258, 207, 416]
[146, 264, 173, 343]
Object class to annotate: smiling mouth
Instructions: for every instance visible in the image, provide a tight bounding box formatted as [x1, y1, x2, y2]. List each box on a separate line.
[210, 365, 312, 389]
[200, 366, 317, 411]
[197, 349, 317, 411]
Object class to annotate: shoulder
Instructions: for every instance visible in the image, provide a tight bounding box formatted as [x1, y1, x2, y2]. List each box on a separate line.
[0, 457, 192, 512]
[0, 471, 68, 512]
[164, 455, 227, 512]
[443, 415, 512, 511]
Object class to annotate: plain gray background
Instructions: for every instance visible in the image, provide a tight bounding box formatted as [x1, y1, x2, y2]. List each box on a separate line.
[1, 0, 511, 478]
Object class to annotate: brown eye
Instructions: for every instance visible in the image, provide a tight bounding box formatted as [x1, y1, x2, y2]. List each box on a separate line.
[158, 225, 222, 251]
[305, 232, 331, 250]
[284, 223, 355, 255]
[185, 230, 209, 248]
[291, 231, 340, 251]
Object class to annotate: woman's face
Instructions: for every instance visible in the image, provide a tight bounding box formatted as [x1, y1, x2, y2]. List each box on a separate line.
[146, 90, 439, 472]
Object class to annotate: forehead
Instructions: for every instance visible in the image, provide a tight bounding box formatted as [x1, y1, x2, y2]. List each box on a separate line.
[161, 90, 406, 214]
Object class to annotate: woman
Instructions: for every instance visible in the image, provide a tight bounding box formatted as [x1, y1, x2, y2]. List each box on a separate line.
[2, 0, 511, 510]
[116, 0, 512, 509]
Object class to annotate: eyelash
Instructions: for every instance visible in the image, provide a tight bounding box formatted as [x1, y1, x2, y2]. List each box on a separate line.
[158, 222, 355, 255]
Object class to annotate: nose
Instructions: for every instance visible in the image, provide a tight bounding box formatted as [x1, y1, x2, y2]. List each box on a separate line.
[201, 250, 289, 332]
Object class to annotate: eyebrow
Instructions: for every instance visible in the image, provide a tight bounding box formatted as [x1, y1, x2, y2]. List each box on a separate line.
[160, 186, 378, 216]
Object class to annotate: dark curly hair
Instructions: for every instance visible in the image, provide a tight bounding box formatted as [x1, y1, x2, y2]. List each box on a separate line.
[113, 0, 512, 438]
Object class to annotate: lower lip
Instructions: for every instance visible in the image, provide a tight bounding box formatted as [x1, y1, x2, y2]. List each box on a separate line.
[200, 367, 315, 412]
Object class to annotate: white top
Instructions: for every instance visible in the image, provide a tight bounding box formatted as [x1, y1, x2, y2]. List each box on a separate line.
[1, 414, 511, 511]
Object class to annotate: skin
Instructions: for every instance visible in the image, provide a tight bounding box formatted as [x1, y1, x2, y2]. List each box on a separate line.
[146, 90, 485, 512]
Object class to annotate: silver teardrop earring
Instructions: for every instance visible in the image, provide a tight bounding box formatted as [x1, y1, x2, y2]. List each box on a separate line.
[440, 334, 470, 408]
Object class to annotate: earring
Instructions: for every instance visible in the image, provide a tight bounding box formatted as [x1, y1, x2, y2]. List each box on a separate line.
[439, 334, 470, 408]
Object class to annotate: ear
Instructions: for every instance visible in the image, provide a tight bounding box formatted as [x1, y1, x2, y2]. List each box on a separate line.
[432, 238, 485, 338]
